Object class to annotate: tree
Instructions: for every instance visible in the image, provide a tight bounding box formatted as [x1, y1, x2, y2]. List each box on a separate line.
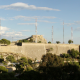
[1, 39, 10, 45]
[68, 40, 73, 44]
[28, 59, 32, 65]
[40, 53, 63, 67]
[16, 57, 29, 73]
[17, 57, 28, 68]
[39, 53, 63, 76]
[18, 57, 28, 63]
[61, 53, 70, 58]
[23, 40, 29, 42]
[48, 41, 51, 44]
[56, 41, 60, 44]
[6, 55, 16, 63]
[69, 49, 79, 58]
[19, 40, 23, 43]
[0, 40, 3, 44]
[0, 55, 4, 62]
[38, 41, 41, 43]
[0, 66, 8, 73]
[29, 38, 33, 42]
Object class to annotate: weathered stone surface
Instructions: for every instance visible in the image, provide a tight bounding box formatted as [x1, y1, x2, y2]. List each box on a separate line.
[0, 43, 79, 60]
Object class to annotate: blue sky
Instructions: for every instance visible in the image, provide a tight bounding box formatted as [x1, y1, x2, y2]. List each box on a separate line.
[0, 0, 80, 44]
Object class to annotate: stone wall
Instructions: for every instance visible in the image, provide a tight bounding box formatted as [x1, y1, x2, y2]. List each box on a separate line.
[0, 43, 79, 60]
[22, 43, 79, 60]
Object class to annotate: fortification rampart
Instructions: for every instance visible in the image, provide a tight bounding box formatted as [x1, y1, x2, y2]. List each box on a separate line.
[0, 43, 79, 60]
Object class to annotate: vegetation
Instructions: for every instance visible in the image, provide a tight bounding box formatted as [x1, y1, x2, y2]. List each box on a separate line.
[29, 38, 33, 42]
[68, 39, 73, 44]
[0, 55, 4, 62]
[17, 38, 33, 45]
[23, 40, 29, 42]
[56, 41, 60, 44]
[61, 49, 80, 59]
[0, 66, 8, 73]
[46, 47, 53, 52]
[6, 55, 16, 63]
[48, 41, 51, 43]
[0, 39, 10, 45]
[40, 53, 63, 67]
[38, 41, 41, 43]
[15, 57, 32, 73]
[0, 49, 80, 80]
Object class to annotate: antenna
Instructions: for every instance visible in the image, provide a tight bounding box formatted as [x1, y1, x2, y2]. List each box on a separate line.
[0, 19, 1, 40]
[52, 26, 53, 43]
[63, 21, 64, 44]
[35, 18, 37, 43]
[71, 27, 73, 41]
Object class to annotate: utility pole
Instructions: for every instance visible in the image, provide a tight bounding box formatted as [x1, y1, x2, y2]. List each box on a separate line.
[63, 21, 64, 44]
[0, 19, 1, 40]
[52, 26, 53, 44]
[35, 18, 37, 43]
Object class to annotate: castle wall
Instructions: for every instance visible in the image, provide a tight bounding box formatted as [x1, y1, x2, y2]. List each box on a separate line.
[22, 43, 46, 60]
[22, 43, 79, 60]
[0, 43, 79, 60]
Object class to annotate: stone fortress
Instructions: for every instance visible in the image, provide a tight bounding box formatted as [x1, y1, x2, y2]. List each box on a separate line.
[0, 35, 80, 60]
[18, 35, 47, 43]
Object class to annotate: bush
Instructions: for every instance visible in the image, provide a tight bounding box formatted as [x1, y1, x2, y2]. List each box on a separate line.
[0, 66, 8, 73]
[48, 41, 51, 44]
[38, 41, 41, 43]
[18, 57, 28, 63]
[56, 41, 60, 44]
[70, 49, 79, 58]
[23, 40, 29, 42]
[68, 40, 73, 44]
[6, 55, 16, 63]
[40, 53, 63, 67]
[61, 53, 70, 58]
[26, 66, 33, 71]
[28, 59, 32, 65]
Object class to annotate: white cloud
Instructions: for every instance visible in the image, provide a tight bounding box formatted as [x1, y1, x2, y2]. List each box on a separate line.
[74, 21, 80, 24]
[14, 15, 37, 21]
[42, 16, 56, 19]
[63, 21, 80, 26]
[0, 26, 9, 34]
[38, 20, 55, 23]
[14, 15, 56, 21]
[0, 2, 60, 11]
[64, 23, 74, 26]
[18, 23, 36, 25]
[22, 30, 31, 32]
[3, 31, 23, 38]
[1, 26, 9, 31]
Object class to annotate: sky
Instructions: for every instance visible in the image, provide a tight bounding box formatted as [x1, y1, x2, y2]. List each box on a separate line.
[0, 0, 80, 44]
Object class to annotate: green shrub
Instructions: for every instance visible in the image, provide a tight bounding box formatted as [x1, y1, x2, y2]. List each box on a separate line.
[56, 41, 60, 44]
[0, 66, 8, 73]
[70, 49, 79, 58]
[48, 41, 51, 44]
[38, 41, 41, 43]
[6, 55, 16, 63]
[62, 53, 70, 58]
